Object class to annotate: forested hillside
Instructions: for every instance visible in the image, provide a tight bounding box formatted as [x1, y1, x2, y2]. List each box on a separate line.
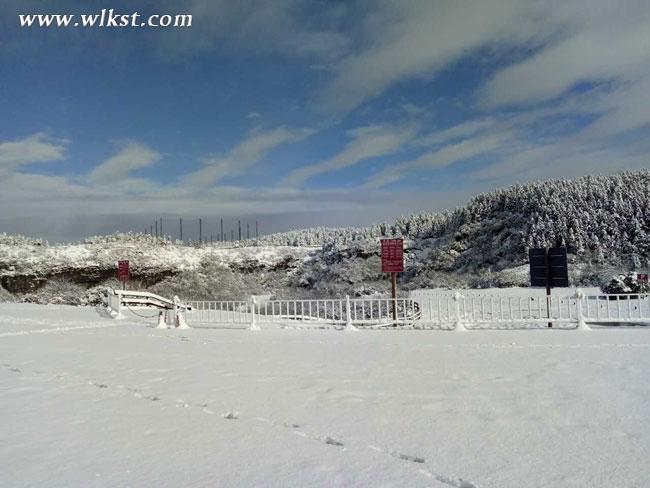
[260, 170, 650, 272]
[0, 170, 648, 302]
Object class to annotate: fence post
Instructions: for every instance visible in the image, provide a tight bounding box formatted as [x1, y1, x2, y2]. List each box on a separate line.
[108, 289, 124, 319]
[575, 289, 590, 331]
[174, 295, 190, 329]
[345, 295, 358, 331]
[157, 310, 167, 329]
[249, 297, 260, 331]
[453, 291, 466, 331]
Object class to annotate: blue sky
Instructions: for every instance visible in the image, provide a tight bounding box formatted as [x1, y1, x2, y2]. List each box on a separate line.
[1, 0, 650, 240]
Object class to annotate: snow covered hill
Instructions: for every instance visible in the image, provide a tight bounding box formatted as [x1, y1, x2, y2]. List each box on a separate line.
[1, 303, 649, 487]
[0, 170, 648, 303]
[0, 236, 313, 302]
[255, 170, 650, 272]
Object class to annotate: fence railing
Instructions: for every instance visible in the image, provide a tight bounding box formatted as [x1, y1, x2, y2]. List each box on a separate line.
[581, 294, 650, 322]
[181, 291, 650, 330]
[185, 297, 419, 329]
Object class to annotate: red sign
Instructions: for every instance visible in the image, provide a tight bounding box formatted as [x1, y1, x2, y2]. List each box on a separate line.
[638, 273, 648, 283]
[381, 239, 404, 273]
[118, 260, 130, 282]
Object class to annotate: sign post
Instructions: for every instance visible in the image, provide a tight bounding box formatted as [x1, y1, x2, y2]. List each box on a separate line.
[529, 247, 568, 328]
[118, 260, 130, 291]
[381, 239, 404, 322]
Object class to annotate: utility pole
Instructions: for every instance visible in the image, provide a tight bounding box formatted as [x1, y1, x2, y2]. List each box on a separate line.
[238, 220, 241, 241]
[180, 218, 183, 241]
[391, 272, 398, 321]
[220, 218, 224, 242]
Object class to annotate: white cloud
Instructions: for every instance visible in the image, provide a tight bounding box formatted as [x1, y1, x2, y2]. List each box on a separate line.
[318, 0, 550, 112]
[87, 142, 161, 185]
[150, 0, 349, 60]
[364, 130, 512, 189]
[0, 133, 68, 170]
[415, 119, 495, 147]
[481, 2, 650, 107]
[184, 126, 314, 187]
[282, 124, 415, 186]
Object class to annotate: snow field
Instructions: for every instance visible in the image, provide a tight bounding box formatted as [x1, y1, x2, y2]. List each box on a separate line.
[1, 303, 650, 487]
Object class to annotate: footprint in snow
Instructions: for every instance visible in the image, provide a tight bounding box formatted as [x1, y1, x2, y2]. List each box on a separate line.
[394, 452, 425, 464]
[324, 436, 344, 447]
[222, 411, 239, 420]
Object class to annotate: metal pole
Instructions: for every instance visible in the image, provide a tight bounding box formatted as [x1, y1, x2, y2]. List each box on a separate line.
[155, 220, 158, 238]
[231, 229, 234, 242]
[180, 218, 183, 241]
[160, 218, 163, 238]
[220, 218, 224, 242]
[199, 218, 202, 244]
[238, 220, 241, 241]
[391, 272, 397, 322]
[247, 223, 250, 240]
[256, 220, 258, 238]
[546, 248, 552, 328]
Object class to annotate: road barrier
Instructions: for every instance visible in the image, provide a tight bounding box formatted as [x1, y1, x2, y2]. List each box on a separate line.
[182, 291, 650, 330]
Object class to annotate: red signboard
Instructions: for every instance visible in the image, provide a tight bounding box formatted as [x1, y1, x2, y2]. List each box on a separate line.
[118, 260, 130, 282]
[638, 273, 648, 283]
[381, 239, 404, 273]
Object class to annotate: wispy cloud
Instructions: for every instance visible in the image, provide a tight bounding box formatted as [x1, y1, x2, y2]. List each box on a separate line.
[364, 130, 513, 189]
[318, 0, 550, 112]
[87, 141, 160, 185]
[184, 126, 314, 187]
[282, 124, 415, 187]
[480, 2, 650, 108]
[0, 133, 69, 170]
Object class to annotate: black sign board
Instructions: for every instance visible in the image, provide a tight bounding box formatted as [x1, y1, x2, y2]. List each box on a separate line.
[529, 247, 569, 289]
[547, 247, 569, 287]
[529, 248, 548, 287]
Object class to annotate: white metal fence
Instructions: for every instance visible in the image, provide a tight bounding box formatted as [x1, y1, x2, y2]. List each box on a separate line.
[182, 291, 650, 330]
[185, 297, 419, 329]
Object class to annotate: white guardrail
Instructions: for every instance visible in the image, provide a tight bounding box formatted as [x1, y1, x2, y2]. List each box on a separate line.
[181, 291, 650, 330]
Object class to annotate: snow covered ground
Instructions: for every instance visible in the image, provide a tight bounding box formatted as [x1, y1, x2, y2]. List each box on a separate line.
[1, 303, 650, 487]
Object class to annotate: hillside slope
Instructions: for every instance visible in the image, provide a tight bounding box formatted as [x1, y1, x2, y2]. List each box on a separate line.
[0, 170, 648, 301]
